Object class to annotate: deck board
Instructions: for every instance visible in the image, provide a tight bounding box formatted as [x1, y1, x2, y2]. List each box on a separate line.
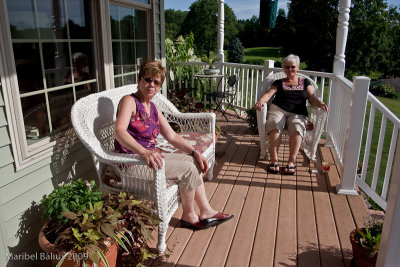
[142, 112, 370, 267]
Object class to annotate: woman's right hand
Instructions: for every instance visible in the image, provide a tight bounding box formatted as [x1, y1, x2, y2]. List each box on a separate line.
[255, 100, 265, 111]
[139, 150, 165, 170]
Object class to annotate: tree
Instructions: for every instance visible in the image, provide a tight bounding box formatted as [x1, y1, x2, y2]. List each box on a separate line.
[165, 9, 187, 40]
[180, 0, 238, 56]
[227, 37, 244, 63]
[284, 0, 339, 71]
[346, 0, 400, 77]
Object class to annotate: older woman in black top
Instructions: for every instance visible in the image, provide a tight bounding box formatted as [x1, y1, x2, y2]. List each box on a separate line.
[255, 54, 329, 175]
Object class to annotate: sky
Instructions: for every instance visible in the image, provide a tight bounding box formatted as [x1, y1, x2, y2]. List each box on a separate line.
[164, 0, 400, 20]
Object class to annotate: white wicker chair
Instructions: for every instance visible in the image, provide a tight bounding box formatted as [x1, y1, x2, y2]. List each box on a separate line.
[256, 72, 327, 162]
[71, 84, 216, 253]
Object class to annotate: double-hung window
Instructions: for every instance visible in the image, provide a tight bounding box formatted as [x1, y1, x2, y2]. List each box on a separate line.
[0, 0, 153, 170]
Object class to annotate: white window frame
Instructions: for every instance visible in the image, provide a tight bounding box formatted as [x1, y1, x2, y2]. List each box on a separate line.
[0, 0, 154, 171]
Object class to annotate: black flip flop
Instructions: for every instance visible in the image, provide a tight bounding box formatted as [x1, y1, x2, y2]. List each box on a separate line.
[268, 163, 280, 174]
[284, 165, 296, 175]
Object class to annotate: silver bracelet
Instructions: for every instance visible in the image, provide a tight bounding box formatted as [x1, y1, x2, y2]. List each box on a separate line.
[191, 148, 197, 156]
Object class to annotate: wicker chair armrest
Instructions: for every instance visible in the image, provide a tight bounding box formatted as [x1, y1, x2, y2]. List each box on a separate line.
[93, 150, 148, 166]
[163, 111, 216, 133]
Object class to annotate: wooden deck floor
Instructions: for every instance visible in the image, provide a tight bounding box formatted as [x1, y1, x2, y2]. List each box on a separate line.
[144, 112, 369, 267]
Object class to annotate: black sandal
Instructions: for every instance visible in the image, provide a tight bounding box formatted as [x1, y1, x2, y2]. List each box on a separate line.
[284, 165, 296, 175]
[268, 163, 280, 174]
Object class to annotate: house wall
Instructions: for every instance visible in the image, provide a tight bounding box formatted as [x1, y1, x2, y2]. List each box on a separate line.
[0, 1, 165, 266]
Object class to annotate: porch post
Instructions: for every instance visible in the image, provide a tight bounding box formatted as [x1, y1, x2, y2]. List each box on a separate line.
[336, 76, 370, 195]
[217, 0, 225, 68]
[264, 60, 275, 77]
[376, 135, 400, 266]
[333, 0, 351, 75]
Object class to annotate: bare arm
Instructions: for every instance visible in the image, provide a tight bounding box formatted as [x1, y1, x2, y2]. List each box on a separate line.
[306, 85, 329, 112]
[158, 107, 209, 173]
[113, 95, 164, 170]
[254, 85, 278, 111]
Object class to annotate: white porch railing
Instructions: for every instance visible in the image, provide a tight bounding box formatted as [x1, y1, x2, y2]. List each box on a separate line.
[166, 60, 399, 211]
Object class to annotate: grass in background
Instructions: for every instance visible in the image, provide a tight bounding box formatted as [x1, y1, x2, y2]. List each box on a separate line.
[244, 47, 283, 65]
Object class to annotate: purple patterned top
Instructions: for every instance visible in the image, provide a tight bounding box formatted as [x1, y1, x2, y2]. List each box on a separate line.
[114, 94, 160, 153]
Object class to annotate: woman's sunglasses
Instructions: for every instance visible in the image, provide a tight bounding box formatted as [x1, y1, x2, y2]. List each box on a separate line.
[143, 77, 162, 87]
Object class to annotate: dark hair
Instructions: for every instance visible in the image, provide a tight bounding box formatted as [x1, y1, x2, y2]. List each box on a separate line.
[139, 61, 167, 84]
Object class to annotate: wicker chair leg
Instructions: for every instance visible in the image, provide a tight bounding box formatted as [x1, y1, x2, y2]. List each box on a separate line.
[157, 220, 168, 253]
[206, 162, 214, 181]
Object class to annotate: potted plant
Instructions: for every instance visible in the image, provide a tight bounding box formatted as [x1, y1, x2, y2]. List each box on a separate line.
[39, 178, 160, 266]
[201, 52, 220, 75]
[350, 216, 383, 267]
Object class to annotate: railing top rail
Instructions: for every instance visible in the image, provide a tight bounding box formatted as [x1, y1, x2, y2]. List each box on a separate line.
[169, 61, 206, 66]
[368, 92, 400, 126]
[222, 62, 264, 70]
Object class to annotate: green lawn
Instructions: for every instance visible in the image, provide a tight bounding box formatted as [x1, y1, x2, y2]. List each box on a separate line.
[243, 47, 283, 65]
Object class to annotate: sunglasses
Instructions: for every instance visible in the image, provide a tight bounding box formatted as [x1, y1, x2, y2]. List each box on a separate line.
[143, 77, 162, 87]
[283, 65, 297, 69]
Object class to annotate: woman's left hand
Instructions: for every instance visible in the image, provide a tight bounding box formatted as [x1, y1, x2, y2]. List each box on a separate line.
[319, 102, 329, 112]
[194, 151, 209, 174]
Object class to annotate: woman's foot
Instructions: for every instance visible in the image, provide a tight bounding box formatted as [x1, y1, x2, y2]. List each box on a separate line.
[268, 162, 280, 174]
[284, 164, 296, 175]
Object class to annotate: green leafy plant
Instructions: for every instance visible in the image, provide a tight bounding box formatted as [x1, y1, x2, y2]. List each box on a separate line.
[166, 33, 201, 89]
[41, 179, 160, 266]
[354, 217, 383, 257]
[41, 179, 102, 223]
[245, 107, 258, 132]
[201, 51, 218, 69]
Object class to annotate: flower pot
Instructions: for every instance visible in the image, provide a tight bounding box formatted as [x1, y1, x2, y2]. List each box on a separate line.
[203, 68, 220, 75]
[39, 226, 118, 267]
[350, 229, 378, 267]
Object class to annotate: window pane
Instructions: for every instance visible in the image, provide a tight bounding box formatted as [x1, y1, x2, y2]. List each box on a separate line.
[7, 0, 37, 39]
[37, 0, 67, 39]
[42, 42, 71, 88]
[48, 89, 74, 133]
[119, 7, 134, 40]
[135, 9, 147, 39]
[67, 0, 93, 39]
[14, 43, 44, 93]
[112, 42, 122, 75]
[22, 94, 49, 140]
[110, 4, 149, 85]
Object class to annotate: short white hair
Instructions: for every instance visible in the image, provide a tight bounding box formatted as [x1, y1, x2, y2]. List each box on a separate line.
[282, 54, 300, 66]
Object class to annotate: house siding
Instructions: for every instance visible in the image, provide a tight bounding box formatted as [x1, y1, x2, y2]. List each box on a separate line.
[0, 2, 165, 266]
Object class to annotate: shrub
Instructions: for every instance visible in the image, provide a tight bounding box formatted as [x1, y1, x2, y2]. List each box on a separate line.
[245, 107, 258, 131]
[370, 83, 399, 99]
[228, 37, 244, 63]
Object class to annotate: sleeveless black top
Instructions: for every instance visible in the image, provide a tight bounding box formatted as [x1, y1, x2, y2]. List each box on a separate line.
[271, 77, 310, 116]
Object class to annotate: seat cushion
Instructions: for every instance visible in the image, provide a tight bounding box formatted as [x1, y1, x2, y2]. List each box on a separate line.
[156, 132, 214, 154]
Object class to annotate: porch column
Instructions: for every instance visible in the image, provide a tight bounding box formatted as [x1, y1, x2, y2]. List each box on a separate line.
[333, 0, 351, 75]
[336, 76, 370, 195]
[217, 0, 224, 68]
[377, 135, 400, 266]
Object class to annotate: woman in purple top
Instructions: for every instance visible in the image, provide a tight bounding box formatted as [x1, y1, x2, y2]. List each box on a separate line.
[255, 54, 329, 175]
[114, 61, 233, 230]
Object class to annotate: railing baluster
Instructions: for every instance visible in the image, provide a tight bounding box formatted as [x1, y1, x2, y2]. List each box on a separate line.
[371, 115, 387, 191]
[382, 126, 399, 200]
[361, 105, 376, 182]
